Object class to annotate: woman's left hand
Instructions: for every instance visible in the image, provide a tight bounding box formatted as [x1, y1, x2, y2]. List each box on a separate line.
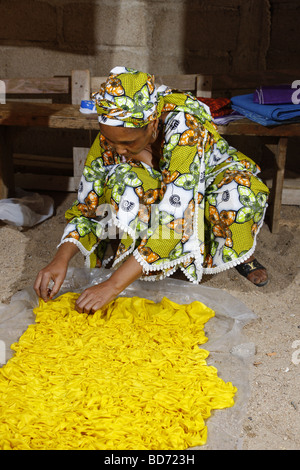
[75, 279, 120, 314]
[75, 254, 143, 314]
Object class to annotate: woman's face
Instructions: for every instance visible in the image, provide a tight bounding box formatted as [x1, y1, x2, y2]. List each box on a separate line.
[99, 121, 157, 159]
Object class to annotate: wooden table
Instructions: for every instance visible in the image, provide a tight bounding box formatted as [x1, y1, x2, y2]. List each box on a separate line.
[1, 101, 300, 232]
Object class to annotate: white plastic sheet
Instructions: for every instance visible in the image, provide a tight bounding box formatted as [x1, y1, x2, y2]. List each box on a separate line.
[0, 268, 256, 450]
[0, 188, 54, 227]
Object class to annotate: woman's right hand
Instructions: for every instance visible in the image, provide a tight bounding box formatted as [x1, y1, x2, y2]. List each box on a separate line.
[34, 258, 68, 302]
[34, 242, 79, 302]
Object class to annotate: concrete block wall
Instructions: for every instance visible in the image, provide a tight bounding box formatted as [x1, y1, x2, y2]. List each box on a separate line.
[0, 0, 299, 79]
[0, 0, 299, 177]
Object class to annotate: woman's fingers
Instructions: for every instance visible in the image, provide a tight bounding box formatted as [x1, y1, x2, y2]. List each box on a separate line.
[75, 291, 90, 313]
[41, 274, 53, 302]
[75, 281, 119, 314]
[35, 267, 121, 311]
[75, 291, 103, 314]
[48, 275, 64, 300]
[33, 273, 42, 298]
[34, 262, 68, 302]
[34, 271, 51, 301]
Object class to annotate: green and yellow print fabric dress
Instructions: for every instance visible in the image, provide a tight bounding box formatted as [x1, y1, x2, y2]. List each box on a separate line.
[61, 78, 269, 283]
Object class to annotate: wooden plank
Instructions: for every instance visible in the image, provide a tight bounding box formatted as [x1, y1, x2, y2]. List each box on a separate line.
[14, 173, 80, 192]
[13, 153, 73, 170]
[218, 118, 300, 137]
[0, 102, 99, 130]
[13, 160, 72, 170]
[196, 75, 212, 97]
[71, 70, 90, 105]
[1, 102, 300, 136]
[269, 137, 288, 233]
[0, 127, 14, 198]
[2, 77, 70, 95]
[265, 178, 300, 205]
[73, 147, 89, 177]
[281, 188, 300, 206]
[281, 178, 300, 189]
[13, 153, 72, 164]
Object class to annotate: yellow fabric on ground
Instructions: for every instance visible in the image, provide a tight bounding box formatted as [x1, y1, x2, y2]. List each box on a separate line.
[0, 293, 237, 450]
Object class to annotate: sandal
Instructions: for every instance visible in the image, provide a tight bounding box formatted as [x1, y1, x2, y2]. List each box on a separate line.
[235, 258, 269, 287]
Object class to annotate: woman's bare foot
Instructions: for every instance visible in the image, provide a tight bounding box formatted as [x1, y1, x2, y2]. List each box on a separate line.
[235, 255, 269, 287]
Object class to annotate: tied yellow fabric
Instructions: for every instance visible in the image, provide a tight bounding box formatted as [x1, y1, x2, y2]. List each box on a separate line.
[0, 293, 237, 450]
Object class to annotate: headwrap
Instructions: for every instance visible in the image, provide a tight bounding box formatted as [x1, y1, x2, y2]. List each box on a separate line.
[92, 66, 165, 128]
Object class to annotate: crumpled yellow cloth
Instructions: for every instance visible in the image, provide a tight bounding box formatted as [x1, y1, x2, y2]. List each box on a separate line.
[0, 293, 236, 450]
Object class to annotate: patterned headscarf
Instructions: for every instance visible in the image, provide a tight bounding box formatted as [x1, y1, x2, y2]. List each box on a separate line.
[92, 66, 164, 128]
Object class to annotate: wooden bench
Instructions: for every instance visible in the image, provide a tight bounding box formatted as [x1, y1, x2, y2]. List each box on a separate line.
[0, 74, 73, 197]
[0, 71, 212, 196]
[0, 70, 299, 233]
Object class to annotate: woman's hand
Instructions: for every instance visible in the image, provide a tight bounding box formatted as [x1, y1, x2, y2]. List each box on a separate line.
[34, 258, 68, 302]
[75, 279, 121, 314]
[34, 242, 79, 302]
[75, 254, 143, 313]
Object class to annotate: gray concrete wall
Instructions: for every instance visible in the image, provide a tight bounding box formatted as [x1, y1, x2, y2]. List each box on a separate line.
[0, 0, 299, 78]
[0, 0, 299, 179]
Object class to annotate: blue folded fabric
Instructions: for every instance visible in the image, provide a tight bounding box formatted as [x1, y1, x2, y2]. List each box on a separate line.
[80, 100, 97, 114]
[231, 93, 300, 126]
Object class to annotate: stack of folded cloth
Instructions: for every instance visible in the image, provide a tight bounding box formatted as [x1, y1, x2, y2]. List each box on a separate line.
[231, 84, 300, 126]
[197, 97, 243, 124]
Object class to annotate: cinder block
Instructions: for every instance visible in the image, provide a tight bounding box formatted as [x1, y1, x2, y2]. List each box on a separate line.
[267, 1, 300, 69]
[98, 2, 148, 47]
[63, 2, 147, 48]
[151, 3, 185, 52]
[0, 47, 95, 78]
[184, 52, 232, 75]
[0, 0, 57, 43]
[185, 5, 239, 52]
[0, 44, 150, 80]
[147, 53, 185, 76]
[93, 47, 150, 79]
[151, 3, 239, 55]
[148, 46, 233, 76]
[62, 3, 95, 49]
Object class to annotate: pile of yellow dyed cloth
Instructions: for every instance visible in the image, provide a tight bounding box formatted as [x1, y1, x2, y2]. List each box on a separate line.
[0, 293, 237, 450]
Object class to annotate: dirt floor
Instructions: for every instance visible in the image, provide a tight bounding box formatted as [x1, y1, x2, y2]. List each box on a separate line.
[0, 191, 299, 450]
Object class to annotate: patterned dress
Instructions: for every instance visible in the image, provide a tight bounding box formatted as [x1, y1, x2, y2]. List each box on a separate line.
[60, 86, 269, 283]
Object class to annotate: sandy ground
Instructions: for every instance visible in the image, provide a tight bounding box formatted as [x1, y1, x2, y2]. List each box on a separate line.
[0, 191, 299, 450]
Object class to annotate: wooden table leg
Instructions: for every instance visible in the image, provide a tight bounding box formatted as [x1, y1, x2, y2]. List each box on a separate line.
[269, 137, 288, 234]
[0, 127, 15, 199]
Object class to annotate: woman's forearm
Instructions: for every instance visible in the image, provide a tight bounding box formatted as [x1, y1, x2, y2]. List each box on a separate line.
[109, 255, 143, 292]
[54, 241, 80, 263]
